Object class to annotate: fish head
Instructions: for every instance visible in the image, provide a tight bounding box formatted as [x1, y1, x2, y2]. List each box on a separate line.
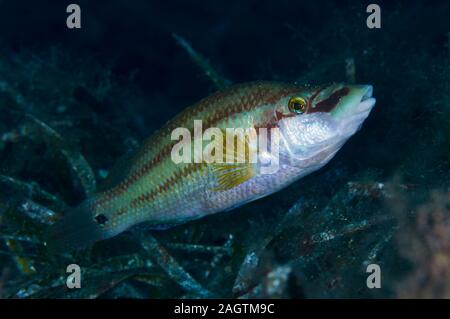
[275, 83, 376, 166]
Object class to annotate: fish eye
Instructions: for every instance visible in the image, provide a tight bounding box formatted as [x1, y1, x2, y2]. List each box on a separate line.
[288, 96, 307, 114]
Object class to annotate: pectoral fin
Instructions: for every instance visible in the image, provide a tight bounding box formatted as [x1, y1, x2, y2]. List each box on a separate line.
[212, 162, 255, 191]
[210, 130, 256, 191]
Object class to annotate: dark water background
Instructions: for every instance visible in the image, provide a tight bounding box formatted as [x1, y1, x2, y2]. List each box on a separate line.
[0, 0, 449, 298]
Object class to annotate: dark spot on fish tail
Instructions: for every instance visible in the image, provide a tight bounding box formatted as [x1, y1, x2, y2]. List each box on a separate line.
[308, 87, 350, 113]
[94, 214, 108, 225]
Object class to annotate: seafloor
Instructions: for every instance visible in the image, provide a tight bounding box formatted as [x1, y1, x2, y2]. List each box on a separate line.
[0, 0, 449, 298]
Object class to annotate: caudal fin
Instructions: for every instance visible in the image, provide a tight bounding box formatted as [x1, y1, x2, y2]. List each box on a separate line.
[45, 201, 105, 253]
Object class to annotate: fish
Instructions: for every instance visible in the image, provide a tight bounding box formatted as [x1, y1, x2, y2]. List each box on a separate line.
[46, 81, 376, 252]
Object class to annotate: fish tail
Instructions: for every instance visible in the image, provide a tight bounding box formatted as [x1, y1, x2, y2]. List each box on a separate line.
[45, 200, 105, 253]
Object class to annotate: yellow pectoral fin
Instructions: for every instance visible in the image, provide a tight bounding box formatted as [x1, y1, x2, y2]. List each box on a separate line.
[207, 128, 258, 191]
[212, 162, 255, 191]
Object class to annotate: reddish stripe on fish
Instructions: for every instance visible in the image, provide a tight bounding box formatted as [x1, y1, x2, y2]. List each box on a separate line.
[129, 163, 205, 211]
[309, 87, 350, 113]
[93, 84, 300, 211]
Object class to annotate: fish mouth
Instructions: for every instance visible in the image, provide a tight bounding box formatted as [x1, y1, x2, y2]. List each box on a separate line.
[336, 84, 376, 137]
[355, 85, 376, 114]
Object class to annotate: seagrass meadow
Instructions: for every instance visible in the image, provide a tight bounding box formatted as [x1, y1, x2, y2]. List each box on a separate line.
[0, 0, 449, 298]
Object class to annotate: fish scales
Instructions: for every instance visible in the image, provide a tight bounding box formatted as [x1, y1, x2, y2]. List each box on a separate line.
[93, 83, 299, 224]
[46, 81, 376, 251]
